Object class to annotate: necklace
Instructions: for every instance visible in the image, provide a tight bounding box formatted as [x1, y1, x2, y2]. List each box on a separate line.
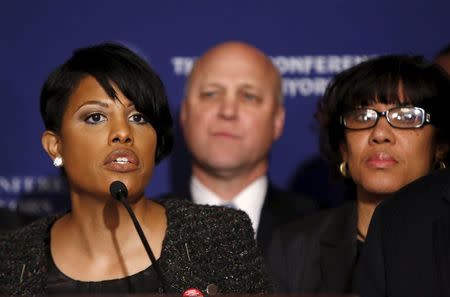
[357, 228, 366, 241]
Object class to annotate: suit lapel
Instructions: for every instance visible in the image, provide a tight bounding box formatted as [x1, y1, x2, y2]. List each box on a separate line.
[257, 184, 287, 256]
[433, 194, 450, 296]
[256, 184, 274, 255]
[176, 184, 192, 202]
[319, 202, 357, 292]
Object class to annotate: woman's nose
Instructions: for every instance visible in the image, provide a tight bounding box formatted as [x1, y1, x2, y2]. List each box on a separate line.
[109, 118, 133, 145]
[369, 117, 395, 145]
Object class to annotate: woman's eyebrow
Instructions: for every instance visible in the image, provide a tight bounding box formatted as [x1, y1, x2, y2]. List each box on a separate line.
[75, 100, 109, 112]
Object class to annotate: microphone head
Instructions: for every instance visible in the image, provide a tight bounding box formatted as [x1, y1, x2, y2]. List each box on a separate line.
[109, 181, 128, 201]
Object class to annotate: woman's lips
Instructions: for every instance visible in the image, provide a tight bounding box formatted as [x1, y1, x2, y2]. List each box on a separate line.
[366, 152, 398, 168]
[103, 149, 139, 173]
[211, 131, 240, 139]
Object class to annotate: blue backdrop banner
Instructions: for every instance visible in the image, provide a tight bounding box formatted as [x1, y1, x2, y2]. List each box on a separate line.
[0, 0, 449, 216]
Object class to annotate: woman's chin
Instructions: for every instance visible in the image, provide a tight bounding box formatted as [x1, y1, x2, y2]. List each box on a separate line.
[358, 181, 407, 199]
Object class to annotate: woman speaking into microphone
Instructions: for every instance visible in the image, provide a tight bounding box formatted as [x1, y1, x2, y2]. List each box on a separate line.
[0, 43, 271, 295]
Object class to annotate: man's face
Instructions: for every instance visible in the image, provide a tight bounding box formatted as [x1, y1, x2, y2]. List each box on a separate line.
[180, 45, 285, 178]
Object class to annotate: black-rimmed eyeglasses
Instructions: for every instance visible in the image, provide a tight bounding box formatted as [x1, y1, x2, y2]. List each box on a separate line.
[341, 106, 431, 130]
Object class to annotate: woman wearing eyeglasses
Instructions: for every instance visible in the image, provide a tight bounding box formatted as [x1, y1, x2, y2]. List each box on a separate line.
[268, 55, 450, 294]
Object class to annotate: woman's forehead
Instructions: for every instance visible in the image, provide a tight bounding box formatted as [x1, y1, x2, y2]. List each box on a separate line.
[67, 77, 135, 110]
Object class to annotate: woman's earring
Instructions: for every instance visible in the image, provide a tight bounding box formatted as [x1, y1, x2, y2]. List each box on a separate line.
[53, 156, 63, 167]
[339, 161, 348, 177]
[439, 161, 446, 170]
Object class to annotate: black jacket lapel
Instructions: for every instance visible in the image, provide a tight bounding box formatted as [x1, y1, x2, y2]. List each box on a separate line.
[256, 184, 277, 254]
[433, 194, 450, 297]
[319, 202, 357, 292]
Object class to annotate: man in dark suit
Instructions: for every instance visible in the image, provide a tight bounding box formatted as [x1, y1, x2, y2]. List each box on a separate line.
[178, 41, 316, 256]
[355, 168, 450, 297]
[268, 201, 357, 293]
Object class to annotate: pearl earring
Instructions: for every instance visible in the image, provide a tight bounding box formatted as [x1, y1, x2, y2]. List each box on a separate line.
[53, 156, 63, 167]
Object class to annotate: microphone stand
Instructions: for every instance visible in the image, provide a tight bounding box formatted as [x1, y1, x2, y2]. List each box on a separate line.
[111, 182, 169, 293]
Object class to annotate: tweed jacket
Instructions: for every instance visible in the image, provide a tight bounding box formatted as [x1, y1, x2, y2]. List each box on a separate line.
[0, 199, 272, 296]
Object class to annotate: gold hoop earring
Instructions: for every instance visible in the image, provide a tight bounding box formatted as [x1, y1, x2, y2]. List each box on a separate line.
[339, 161, 348, 177]
[439, 161, 446, 170]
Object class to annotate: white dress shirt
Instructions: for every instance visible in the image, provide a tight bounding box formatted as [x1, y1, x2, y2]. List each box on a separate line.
[190, 175, 268, 235]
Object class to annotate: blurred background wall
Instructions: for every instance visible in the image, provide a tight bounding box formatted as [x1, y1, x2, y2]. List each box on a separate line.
[0, 0, 448, 217]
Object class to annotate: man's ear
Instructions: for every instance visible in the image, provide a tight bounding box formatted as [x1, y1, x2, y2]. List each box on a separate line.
[41, 130, 62, 160]
[273, 105, 285, 141]
[179, 98, 187, 128]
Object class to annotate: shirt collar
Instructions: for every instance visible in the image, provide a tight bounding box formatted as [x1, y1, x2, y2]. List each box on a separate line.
[190, 175, 268, 234]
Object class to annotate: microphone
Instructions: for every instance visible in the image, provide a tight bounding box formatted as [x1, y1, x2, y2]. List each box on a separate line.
[109, 180, 128, 202]
[109, 181, 168, 293]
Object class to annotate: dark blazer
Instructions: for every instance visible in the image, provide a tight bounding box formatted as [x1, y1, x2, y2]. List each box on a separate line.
[268, 201, 358, 294]
[166, 182, 317, 257]
[0, 199, 272, 296]
[257, 184, 317, 256]
[355, 169, 450, 297]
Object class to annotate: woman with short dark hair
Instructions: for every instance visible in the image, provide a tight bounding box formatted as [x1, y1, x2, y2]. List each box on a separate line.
[0, 42, 271, 296]
[268, 55, 450, 294]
